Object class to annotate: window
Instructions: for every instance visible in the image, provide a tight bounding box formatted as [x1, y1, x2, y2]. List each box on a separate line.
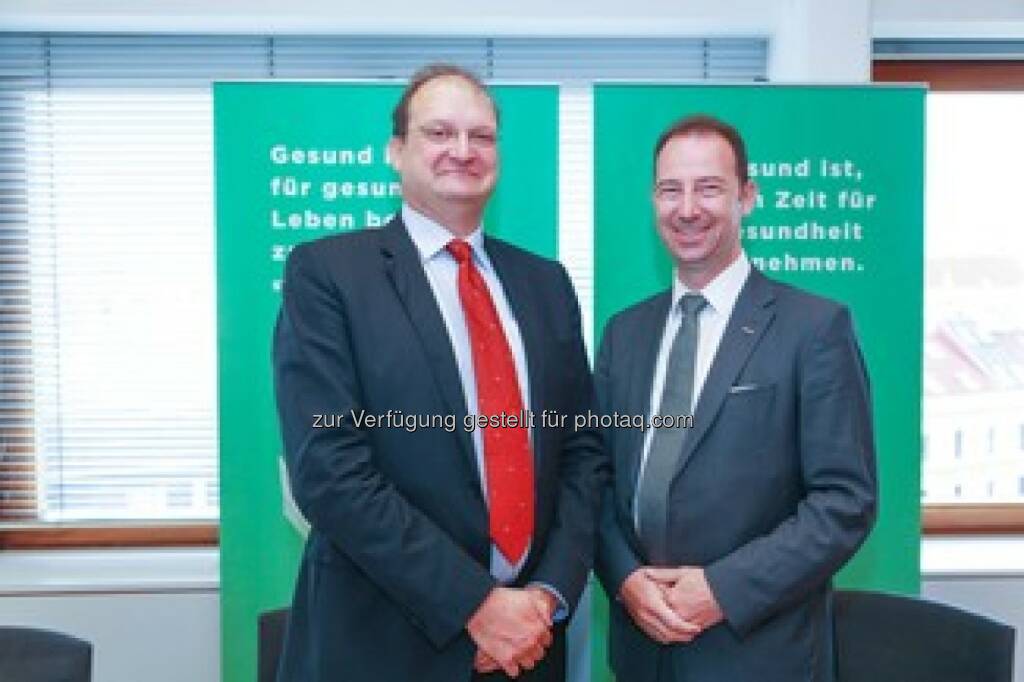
[0, 33, 768, 542]
[875, 47, 1024, 533]
[0, 36, 249, 534]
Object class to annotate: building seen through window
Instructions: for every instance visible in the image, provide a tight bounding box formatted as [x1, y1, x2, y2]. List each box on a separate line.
[922, 91, 1024, 503]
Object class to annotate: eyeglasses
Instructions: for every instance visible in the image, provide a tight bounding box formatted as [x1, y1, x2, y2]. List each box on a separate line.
[416, 123, 497, 149]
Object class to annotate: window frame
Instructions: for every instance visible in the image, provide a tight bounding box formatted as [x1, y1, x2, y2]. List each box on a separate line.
[873, 57, 1024, 534]
[0, 524, 218, 549]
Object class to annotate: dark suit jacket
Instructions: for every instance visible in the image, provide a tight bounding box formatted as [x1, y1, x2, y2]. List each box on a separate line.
[595, 267, 877, 682]
[272, 217, 606, 682]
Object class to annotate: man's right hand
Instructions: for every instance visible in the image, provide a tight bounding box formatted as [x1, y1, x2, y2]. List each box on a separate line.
[467, 587, 553, 677]
[619, 568, 701, 645]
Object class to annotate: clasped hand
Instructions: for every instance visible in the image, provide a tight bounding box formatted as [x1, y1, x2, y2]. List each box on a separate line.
[618, 566, 724, 645]
[467, 586, 556, 677]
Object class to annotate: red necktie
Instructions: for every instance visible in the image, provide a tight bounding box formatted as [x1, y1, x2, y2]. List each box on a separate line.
[447, 239, 533, 564]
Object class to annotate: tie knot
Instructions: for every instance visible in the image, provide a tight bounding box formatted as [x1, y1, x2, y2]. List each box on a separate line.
[446, 239, 472, 264]
[679, 293, 708, 317]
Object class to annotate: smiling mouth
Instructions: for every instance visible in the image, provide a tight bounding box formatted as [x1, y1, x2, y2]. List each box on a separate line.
[670, 221, 708, 234]
[438, 168, 479, 178]
[666, 222, 710, 245]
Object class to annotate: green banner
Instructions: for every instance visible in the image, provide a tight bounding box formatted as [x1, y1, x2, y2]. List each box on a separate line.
[592, 83, 924, 679]
[214, 81, 558, 682]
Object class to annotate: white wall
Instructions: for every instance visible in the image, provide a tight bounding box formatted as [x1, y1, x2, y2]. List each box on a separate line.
[0, 549, 219, 682]
[769, 0, 872, 82]
[0, 0, 781, 35]
[874, 0, 1024, 39]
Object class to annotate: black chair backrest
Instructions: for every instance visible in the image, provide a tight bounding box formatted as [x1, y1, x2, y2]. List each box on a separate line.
[258, 607, 290, 682]
[0, 626, 92, 682]
[834, 589, 1015, 682]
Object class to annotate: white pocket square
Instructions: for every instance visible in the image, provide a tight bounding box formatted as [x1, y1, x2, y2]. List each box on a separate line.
[728, 383, 761, 394]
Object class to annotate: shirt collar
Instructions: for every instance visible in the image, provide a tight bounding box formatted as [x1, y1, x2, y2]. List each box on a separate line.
[402, 204, 490, 271]
[671, 252, 751, 316]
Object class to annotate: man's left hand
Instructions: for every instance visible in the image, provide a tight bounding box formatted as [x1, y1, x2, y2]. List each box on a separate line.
[645, 566, 724, 632]
[473, 587, 557, 674]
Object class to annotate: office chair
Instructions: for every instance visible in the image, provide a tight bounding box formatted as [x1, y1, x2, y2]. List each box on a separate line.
[258, 607, 290, 682]
[0, 626, 92, 682]
[834, 589, 1015, 682]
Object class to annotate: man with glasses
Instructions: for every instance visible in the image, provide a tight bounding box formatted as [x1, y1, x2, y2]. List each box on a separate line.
[273, 64, 605, 682]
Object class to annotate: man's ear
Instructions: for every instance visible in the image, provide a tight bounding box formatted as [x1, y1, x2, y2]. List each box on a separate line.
[739, 180, 758, 216]
[387, 136, 403, 173]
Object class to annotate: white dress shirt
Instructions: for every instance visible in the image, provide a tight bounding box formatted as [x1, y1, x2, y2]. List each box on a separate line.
[402, 205, 532, 583]
[633, 253, 752, 529]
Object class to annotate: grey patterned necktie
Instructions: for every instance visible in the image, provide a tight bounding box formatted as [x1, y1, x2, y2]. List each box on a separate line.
[636, 292, 707, 565]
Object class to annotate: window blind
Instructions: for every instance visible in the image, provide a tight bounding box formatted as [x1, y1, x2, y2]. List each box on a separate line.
[875, 38, 1024, 60]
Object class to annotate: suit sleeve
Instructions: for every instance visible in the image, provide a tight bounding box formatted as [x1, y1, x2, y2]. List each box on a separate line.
[273, 244, 495, 649]
[704, 305, 878, 636]
[526, 264, 610, 612]
[593, 312, 644, 596]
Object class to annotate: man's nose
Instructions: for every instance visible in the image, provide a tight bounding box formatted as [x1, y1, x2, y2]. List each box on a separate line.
[678, 191, 699, 219]
[449, 132, 473, 160]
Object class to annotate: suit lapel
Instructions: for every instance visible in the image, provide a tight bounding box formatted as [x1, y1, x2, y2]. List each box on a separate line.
[379, 218, 476, 469]
[673, 269, 776, 477]
[623, 293, 672, 506]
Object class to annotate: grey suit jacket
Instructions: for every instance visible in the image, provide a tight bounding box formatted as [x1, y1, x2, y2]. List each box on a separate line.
[273, 217, 607, 682]
[595, 267, 877, 682]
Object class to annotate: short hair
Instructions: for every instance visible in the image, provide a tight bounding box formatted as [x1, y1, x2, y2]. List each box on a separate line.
[653, 114, 750, 184]
[391, 63, 499, 138]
